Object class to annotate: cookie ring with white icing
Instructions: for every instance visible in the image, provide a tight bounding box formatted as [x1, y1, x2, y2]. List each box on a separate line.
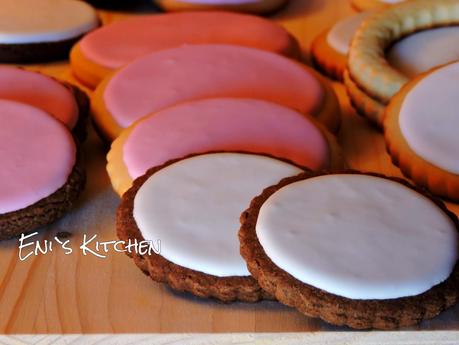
[384, 62, 459, 201]
[0, 0, 99, 63]
[152, 0, 288, 14]
[348, 0, 459, 105]
[239, 171, 459, 329]
[117, 152, 306, 302]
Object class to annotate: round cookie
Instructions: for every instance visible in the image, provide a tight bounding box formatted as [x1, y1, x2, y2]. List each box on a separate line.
[311, 11, 373, 81]
[351, 0, 404, 11]
[152, 0, 288, 14]
[107, 98, 343, 196]
[0, 66, 89, 140]
[239, 171, 459, 329]
[346, 0, 459, 127]
[0, 0, 98, 63]
[71, 11, 299, 89]
[384, 62, 459, 201]
[117, 152, 304, 302]
[0, 100, 85, 240]
[92, 44, 341, 141]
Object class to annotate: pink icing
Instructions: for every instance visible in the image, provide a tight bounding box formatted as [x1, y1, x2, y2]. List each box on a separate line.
[123, 98, 329, 179]
[79, 12, 295, 69]
[104, 44, 323, 129]
[0, 100, 76, 214]
[0, 67, 78, 129]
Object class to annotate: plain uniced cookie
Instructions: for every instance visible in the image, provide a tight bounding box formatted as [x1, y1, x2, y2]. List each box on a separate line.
[152, 0, 288, 14]
[71, 11, 299, 89]
[384, 62, 459, 201]
[0, 100, 85, 240]
[92, 44, 341, 141]
[106, 98, 344, 196]
[239, 171, 459, 329]
[117, 152, 304, 302]
[0, 0, 98, 63]
[0, 66, 89, 141]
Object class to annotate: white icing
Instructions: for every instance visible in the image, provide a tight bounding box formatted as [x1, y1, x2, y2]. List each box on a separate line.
[256, 174, 458, 300]
[399, 62, 459, 174]
[327, 12, 373, 55]
[388, 26, 459, 78]
[134, 153, 302, 277]
[0, 0, 98, 44]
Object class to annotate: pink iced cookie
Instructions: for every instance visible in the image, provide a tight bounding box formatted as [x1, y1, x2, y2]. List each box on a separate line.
[93, 44, 340, 140]
[0, 100, 76, 214]
[0, 66, 79, 129]
[107, 98, 341, 196]
[76, 11, 298, 69]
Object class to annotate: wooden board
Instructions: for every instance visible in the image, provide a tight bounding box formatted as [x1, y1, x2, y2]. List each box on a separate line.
[0, 0, 458, 334]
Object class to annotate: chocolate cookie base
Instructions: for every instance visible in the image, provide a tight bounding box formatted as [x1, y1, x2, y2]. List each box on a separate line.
[239, 170, 459, 329]
[0, 36, 87, 64]
[0, 161, 86, 241]
[116, 153, 294, 303]
[64, 82, 90, 142]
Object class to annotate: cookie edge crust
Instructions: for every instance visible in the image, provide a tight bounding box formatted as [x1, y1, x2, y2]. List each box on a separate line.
[0, 158, 86, 241]
[384, 64, 459, 201]
[116, 151, 308, 302]
[239, 170, 459, 329]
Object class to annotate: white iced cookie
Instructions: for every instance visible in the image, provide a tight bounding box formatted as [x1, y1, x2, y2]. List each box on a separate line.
[133, 152, 302, 277]
[0, 0, 98, 62]
[388, 26, 459, 78]
[399, 62, 459, 174]
[256, 174, 458, 300]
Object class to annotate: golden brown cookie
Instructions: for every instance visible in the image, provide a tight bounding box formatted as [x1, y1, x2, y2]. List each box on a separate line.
[384, 62, 459, 201]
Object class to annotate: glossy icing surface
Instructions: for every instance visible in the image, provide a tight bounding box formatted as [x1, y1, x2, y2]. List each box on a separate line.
[388, 26, 459, 78]
[399, 62, 459, 174]
[134, 152, 302, 277]
[326, 12, 372, 55]
[103, 44, 323, 129]
[256, 174, 458, 300]
[80, 12, 295, 70]
[0, 100, 76, 214]
[0, 67, 78, 129]
[123, 98, 329, 180]
[0, 0, 98, 44]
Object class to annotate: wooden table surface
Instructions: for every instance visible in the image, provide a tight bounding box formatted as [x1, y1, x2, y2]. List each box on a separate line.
[0, 0, 458, 336]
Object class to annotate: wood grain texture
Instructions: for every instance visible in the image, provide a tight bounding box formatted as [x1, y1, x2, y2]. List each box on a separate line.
[0, 0, 457, 335]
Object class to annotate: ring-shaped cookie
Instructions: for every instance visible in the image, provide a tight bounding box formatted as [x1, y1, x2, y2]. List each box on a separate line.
[348, 0, 459, 104]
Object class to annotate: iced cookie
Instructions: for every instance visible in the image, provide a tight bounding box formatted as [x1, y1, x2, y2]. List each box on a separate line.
[152, 0, 288, 14]
[351, 0, 404, 11]
[92, 44, 341, 141]
[346, 0, 459, 126]
[0, 100, 85, 240]
[311, 11, 372, 81]
[0, 0, 98, 63]
[71, 12, 299, 89]
[107, 98, 343, 196]
[239, 171, 459, 329]
[117, 152, 303, 302]
[0, 66, 89, 140]
[385, 62, 459, 201]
